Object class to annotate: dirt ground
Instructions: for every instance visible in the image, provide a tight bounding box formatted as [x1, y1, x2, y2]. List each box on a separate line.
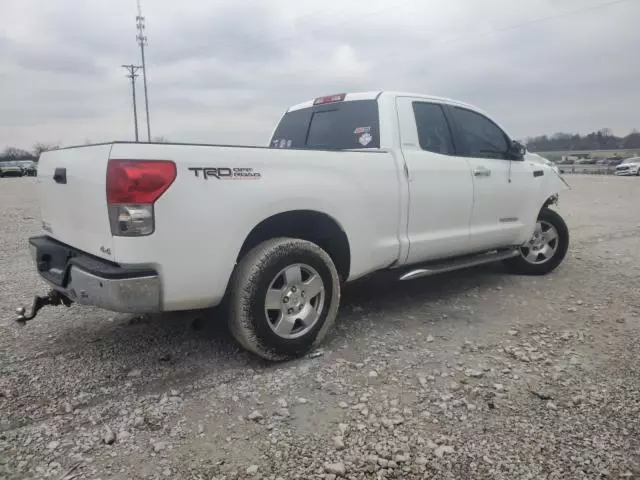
[1, 175, 639, 480]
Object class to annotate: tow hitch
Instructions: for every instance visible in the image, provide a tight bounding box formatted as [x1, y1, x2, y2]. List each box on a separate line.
[15, 290, 73, 324]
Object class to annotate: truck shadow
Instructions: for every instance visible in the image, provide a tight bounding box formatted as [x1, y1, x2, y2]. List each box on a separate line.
[4, 264, 514, 429]
[50, 263, 509, 371]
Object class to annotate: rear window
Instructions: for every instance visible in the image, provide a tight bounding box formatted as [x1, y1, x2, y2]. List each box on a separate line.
[270, 100, 380, 150]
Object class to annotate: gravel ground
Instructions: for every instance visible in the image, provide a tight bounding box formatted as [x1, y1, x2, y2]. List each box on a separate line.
[1, 175, 639, 480]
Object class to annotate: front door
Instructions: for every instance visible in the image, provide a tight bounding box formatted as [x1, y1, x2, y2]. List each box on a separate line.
[396, 97, 474, 264]
[446, 105, 534, 250]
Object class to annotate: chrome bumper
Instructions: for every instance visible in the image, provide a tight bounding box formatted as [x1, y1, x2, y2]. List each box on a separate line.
[30, 237, 161, 314]
[52, 266, 161, 313]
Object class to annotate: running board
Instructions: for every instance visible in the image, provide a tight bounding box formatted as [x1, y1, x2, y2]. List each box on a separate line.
[399, 249, 520, 281]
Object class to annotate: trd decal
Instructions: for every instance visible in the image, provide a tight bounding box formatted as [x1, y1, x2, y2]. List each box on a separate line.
[188, 167, 261, 180]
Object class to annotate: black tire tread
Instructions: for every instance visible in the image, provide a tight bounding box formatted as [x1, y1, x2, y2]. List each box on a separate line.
[504, 208, 569, 275]
[228, 238, 340, 361]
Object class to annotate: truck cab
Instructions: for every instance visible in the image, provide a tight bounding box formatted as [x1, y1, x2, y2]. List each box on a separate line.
[270, 92, 564, 264]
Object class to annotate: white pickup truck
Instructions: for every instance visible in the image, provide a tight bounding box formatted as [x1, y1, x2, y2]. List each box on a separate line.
[20, 91, 570, 360]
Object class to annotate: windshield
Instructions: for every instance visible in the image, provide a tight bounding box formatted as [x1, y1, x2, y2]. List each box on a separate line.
[270, 99, 380, 150]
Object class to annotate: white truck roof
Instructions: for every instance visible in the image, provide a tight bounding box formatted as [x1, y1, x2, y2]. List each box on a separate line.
[287, 91, 479, 113]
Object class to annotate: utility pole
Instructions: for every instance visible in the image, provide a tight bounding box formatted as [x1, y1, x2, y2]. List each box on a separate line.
[122, 64, 142, 142]
[136, 0, 151, 142]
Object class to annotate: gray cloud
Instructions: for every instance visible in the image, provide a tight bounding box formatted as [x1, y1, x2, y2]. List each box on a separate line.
[1, 0, 639, 149]
[151, 4, 289, 64]
[12, 46, 104, 76]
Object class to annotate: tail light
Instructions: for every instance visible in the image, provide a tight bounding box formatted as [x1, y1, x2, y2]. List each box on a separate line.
[106, 160, 176, 236]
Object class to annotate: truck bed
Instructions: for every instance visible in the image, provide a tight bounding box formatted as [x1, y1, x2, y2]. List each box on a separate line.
[37, 141, 404, 310]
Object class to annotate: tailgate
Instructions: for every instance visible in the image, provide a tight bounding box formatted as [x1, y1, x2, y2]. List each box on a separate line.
[37, 144, 114, 260]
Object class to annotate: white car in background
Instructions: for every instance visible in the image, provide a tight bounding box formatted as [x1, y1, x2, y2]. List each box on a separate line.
[614, 157, 640, 176]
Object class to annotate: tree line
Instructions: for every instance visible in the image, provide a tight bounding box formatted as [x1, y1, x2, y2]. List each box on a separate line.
[1, 138, 171, 163]
[526, 129, 640, 152]
[0, 144, 59, 162]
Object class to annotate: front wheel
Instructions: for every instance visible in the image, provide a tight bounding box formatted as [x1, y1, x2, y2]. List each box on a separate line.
[504, 208, 569, 275]
[228, 238, 341, 361]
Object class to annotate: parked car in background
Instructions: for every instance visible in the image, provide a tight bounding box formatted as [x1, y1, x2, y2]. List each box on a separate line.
[19, 161, 38, 176]
[556, 158, 575, 165]
[0, 162, 24, 177]
[606, 156, 624, 166]
[614, 157, 640, 176]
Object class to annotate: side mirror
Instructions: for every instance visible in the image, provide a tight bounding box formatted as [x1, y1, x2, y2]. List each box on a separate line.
[509, 140, 526, 160]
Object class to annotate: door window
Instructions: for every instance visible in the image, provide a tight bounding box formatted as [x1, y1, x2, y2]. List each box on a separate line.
[451, 107, 510, 159]
[412, 102, 455, 155]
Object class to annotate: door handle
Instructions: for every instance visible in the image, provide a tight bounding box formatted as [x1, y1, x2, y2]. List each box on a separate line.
[473, 166, 491, 177]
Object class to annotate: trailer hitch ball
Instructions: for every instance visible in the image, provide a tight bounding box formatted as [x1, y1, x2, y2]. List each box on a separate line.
[15, 290, 72, 324]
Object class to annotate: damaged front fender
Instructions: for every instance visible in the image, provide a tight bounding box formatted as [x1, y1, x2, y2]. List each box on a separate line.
[542, 166, 570, 206]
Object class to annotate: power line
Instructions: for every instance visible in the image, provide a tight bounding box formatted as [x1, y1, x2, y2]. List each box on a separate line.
[137, 0, 151, 142]
[434, 0, 636, 49]
[122, 64, 142, 142]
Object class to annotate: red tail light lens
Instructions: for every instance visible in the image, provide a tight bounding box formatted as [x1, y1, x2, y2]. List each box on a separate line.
[106, 160, 176, 204]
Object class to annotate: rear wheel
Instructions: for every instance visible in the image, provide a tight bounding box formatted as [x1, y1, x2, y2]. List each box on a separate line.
[228, 238, 340, 361]
[504, 208, 569, 275]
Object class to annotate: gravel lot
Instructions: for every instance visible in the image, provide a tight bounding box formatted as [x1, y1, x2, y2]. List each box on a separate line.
[1, 175, 639, 480]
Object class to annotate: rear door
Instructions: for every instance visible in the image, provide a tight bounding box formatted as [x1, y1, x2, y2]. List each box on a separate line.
[446, 106, 535, 250]
[37, 144, 114, 260]
[396, 97, 474, 264]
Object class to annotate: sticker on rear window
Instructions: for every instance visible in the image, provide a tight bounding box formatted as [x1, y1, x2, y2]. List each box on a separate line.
[354, 126, 371, 134]
[358, 133, 373, 146]
[272, 139, 292, 149]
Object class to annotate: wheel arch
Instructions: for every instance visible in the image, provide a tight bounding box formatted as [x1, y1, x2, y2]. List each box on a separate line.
[237, 210, 351, 282]
[542, 194, 559, 210]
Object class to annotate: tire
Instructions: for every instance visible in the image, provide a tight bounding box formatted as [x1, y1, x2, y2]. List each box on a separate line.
[503, 208, 569, 275]
[228, 238, 340, 361]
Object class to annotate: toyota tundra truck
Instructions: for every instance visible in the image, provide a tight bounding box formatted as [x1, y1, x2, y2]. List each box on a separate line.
[19, 91, 570, 360]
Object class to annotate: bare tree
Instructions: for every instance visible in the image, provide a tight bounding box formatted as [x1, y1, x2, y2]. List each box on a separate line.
[33, 143, 59, 159]
[1, 147, 34, 161]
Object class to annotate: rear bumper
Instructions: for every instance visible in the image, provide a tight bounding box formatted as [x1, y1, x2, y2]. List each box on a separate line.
[29, 236, 161, 314]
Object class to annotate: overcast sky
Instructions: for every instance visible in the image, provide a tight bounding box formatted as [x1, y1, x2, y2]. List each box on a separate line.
[1, 0, 639, 149]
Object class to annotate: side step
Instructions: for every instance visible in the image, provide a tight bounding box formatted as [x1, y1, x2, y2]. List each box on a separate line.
[399, 249, 520, 281]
